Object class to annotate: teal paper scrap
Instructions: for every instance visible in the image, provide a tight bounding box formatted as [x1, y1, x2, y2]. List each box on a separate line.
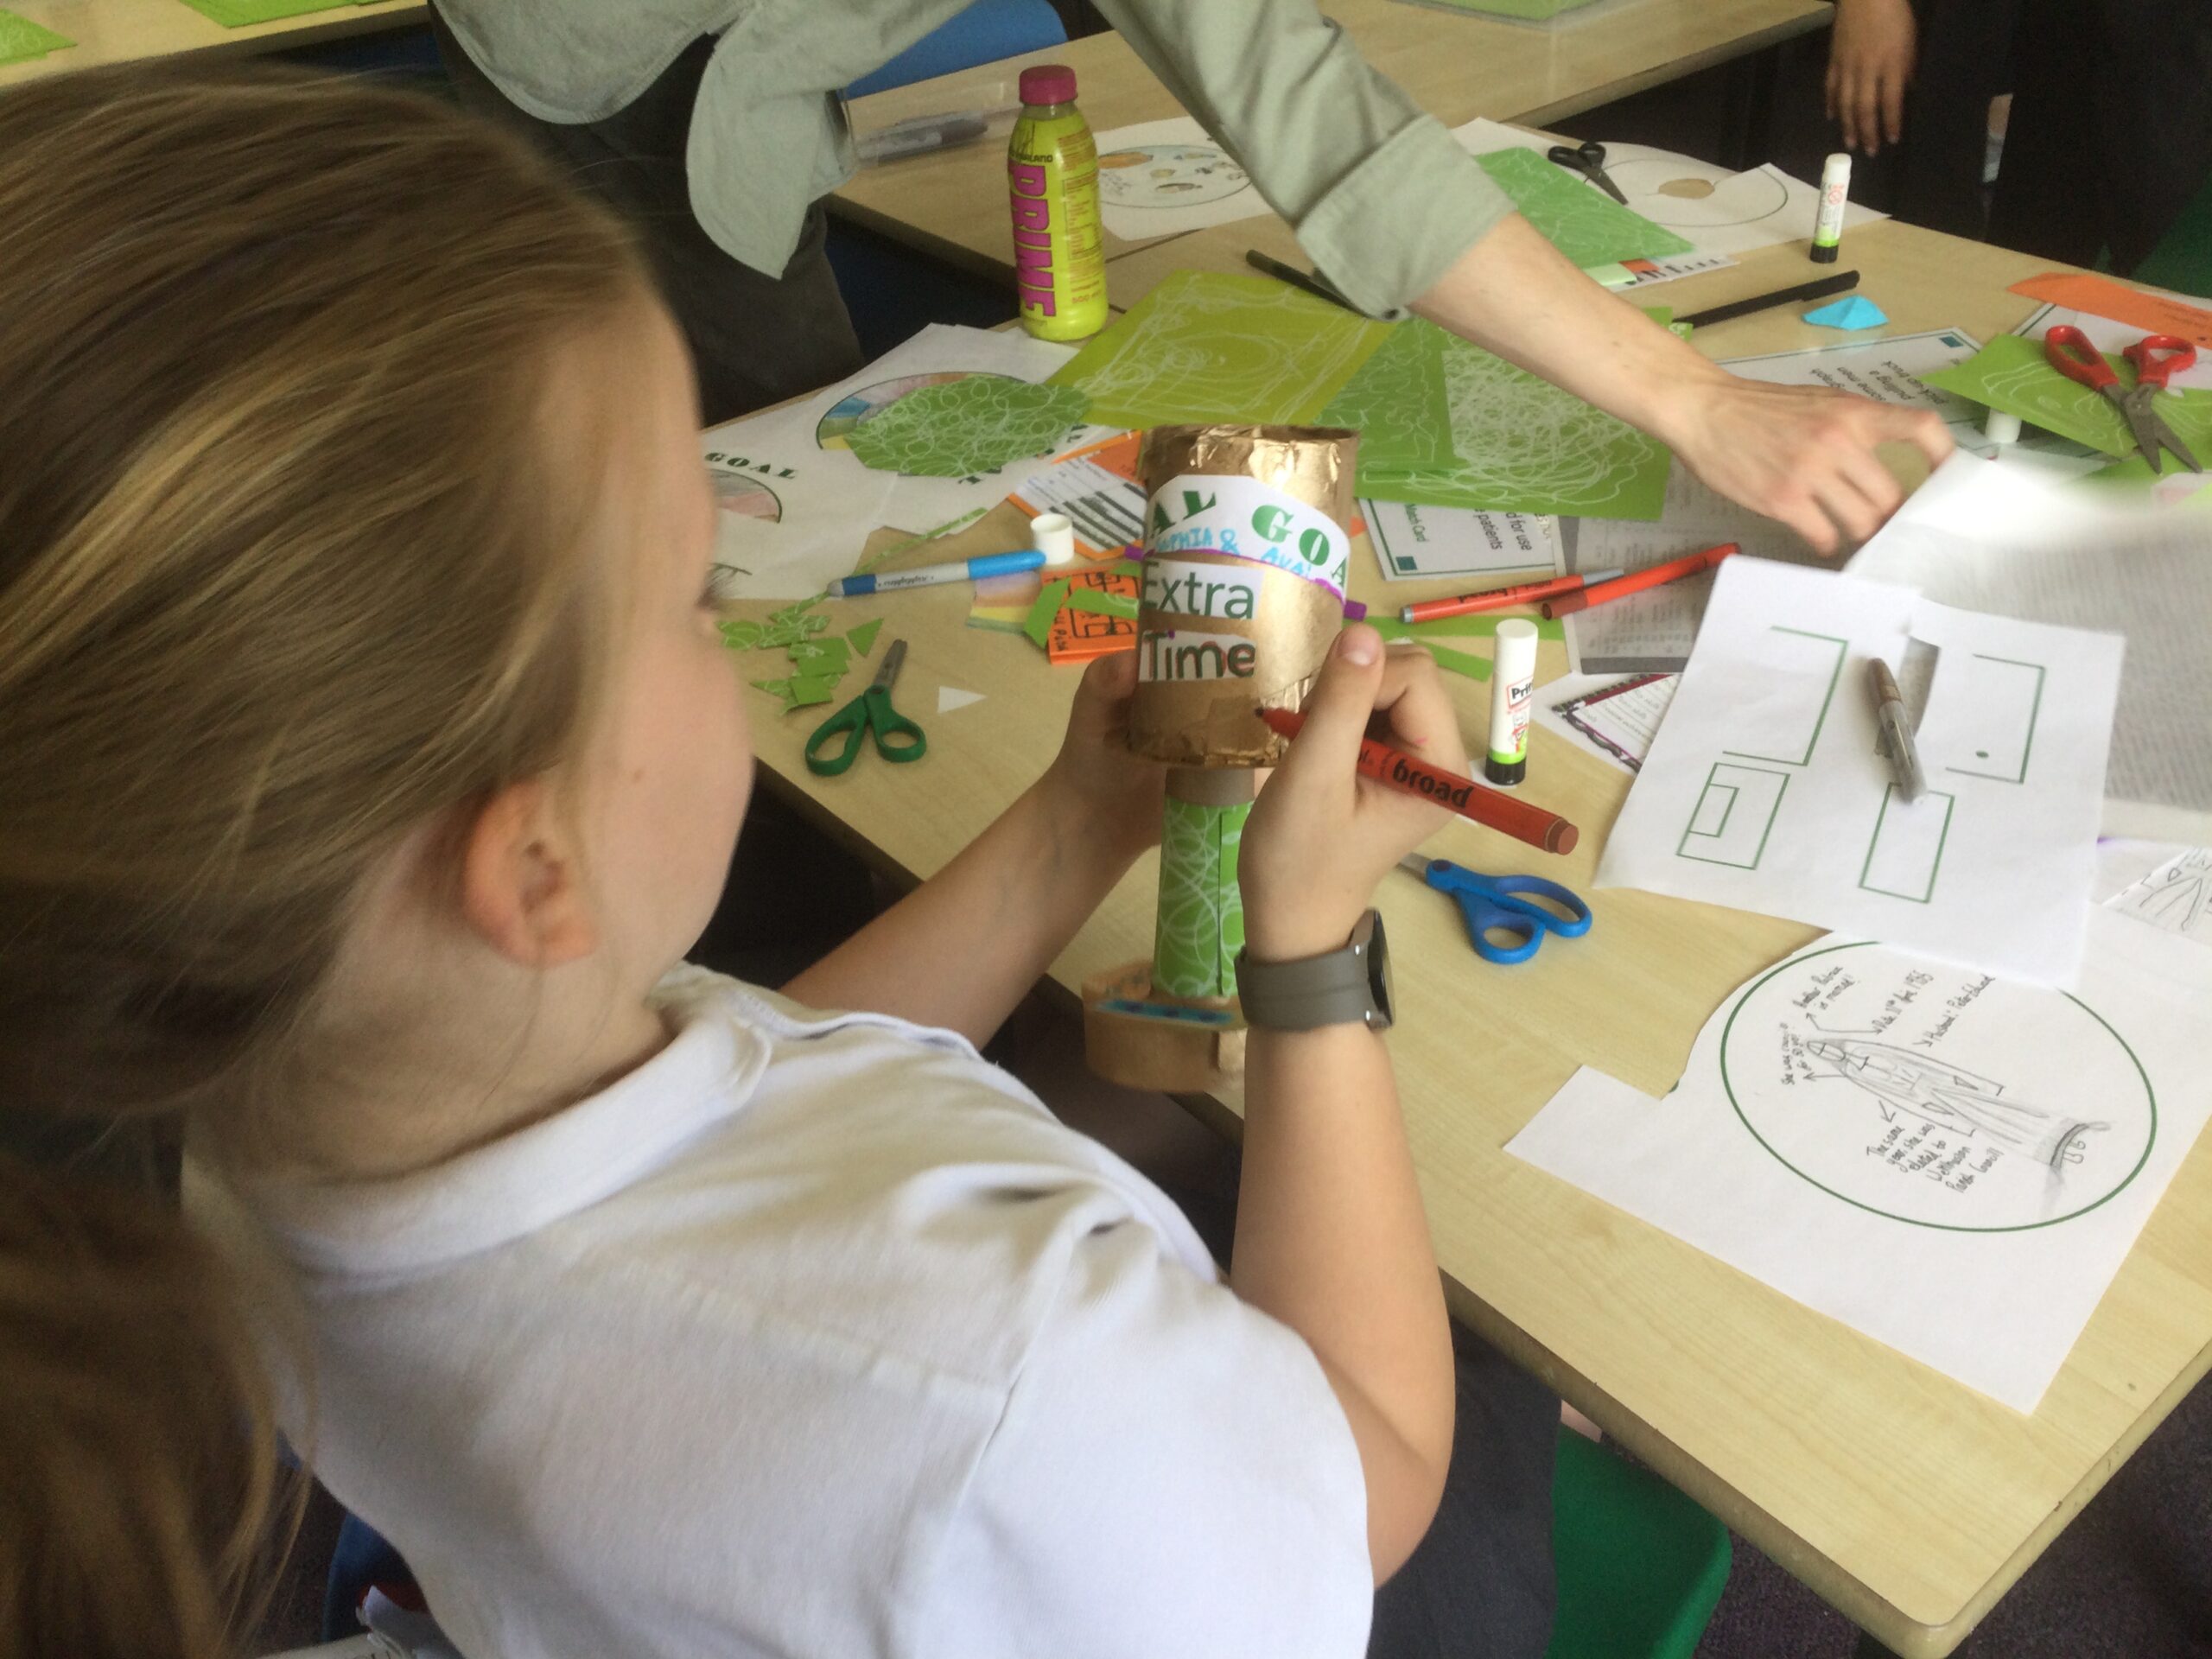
[1803, 296, 1890, 331]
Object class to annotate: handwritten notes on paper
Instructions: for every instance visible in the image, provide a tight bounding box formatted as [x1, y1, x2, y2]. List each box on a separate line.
[1598, 557, 2121, 986]
[1507, 906, 2212, 1411]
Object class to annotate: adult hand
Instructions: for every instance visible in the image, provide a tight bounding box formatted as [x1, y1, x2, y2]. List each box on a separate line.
[1039, 650, 1165, 863]
[1659, 372, 1954, 554]
[1241, 630, 1464, 963]
[1827, 0, 1917, 156]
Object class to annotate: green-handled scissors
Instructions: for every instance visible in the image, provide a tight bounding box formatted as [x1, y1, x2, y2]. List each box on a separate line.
[805, 638, 928, 777]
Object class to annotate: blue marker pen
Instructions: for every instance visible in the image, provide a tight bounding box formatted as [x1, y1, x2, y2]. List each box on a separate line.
[826, 550, 1046, 598]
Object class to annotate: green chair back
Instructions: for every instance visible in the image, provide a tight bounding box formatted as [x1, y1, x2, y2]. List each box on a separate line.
[1544, 1429, 1732, 1659]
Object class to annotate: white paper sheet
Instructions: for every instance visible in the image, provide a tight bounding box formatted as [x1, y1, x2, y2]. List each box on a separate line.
[1536, 672, 1678, 772]
[1506, 904, 2212, 1413]
[1720, 328, 1988, 447]
[702, 325, 1087, 600]
[2105, 846, 2212, 944]
[1093, 118, 1265, 240]
[1847, 454, 2212, 835]
[1363, 499, 1560, 582]
[1598, 556, 2121, 986]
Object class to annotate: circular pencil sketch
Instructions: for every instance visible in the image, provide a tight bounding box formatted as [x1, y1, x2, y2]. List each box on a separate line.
[1608, 156, 1789, 229]
[1096, 143, 1250, 210]
[709, 468, 782, 523]
[1719, 943, 2154, 1232]
[815, 370, 978, 450]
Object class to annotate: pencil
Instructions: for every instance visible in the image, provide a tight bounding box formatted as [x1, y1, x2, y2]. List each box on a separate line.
[1256, 707, 1580, 856]
[1541, 543, 1738, 618]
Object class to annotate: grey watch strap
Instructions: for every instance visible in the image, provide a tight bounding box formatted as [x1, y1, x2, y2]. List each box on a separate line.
[1235, 910, 1393, 1032]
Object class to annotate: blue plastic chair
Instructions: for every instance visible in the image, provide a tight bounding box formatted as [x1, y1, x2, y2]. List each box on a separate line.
[831, 0, 1067, 358]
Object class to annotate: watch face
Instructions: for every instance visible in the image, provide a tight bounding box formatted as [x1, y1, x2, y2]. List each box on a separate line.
[1357, 910, 1394, 1031]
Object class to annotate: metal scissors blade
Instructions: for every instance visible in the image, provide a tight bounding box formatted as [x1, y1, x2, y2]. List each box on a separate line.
[1546, 139, 1629, 206]
[2120, 335, 2202, 472]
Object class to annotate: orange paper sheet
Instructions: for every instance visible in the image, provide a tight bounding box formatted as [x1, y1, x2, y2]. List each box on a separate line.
[2010, 272, 2212, 351]
[1046, 568, 1140, 663]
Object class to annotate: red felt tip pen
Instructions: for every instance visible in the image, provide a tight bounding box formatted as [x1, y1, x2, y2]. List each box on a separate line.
[1399, 569, 1624, 626]
[1541, 542, 1738, 618]
[1256, 707, 1580, 856]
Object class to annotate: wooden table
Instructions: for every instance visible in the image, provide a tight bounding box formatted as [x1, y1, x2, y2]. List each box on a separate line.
[724, 219, 2212, 1658]
[832, 0, 1830, 279]
[0, 0, 427, 87]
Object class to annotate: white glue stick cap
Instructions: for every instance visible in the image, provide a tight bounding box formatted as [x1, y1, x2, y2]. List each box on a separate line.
[1032, 512, 1077, 566]
[1983, 409, 2024, 445]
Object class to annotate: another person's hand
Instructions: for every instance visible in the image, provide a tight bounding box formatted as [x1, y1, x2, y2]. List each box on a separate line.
[1660, 372, 1954, 554]
[1241, 631, 1463, 963]
[1039, 650, 1165, 862]
[1827, 0, 1917, 156]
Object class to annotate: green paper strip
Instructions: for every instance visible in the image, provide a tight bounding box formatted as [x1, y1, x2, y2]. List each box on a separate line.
[1063, 586, 1141, 620]
[175, 0, 378, 24]
[0, 11, 73, 62]
[1472, 149, 1694, 269]
[845, 619, 884, 658]
[1153, 795, 1250, 1000]
[1418, 643, 1491, 681]
[1370, 615, 1566, 642]
[1050, 270, 1394, 429]
[1024, 578, 1072, 650]
[1921, 334, 2212, 464]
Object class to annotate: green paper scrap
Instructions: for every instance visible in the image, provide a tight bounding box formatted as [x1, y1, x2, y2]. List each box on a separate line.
[846, 377, 1090, 478]
[1153, 796, 1250, 1000]
[175, 0, 381, 24]
[844, 619, 884, 658]
[1023, 578, 1072, 650]
[1920, 334, 2212, 466]
[787, 675, 841, 708]
[1049, 270, 1394, 429]
[1473, 149, 1694, 270]
[718, 619, 766, 652]
[1062, 586, 1141, 621]
[788, 638, 850, 673]
[1320, 318, 1671, 518]
[757, 597, 830, 649]
[0, 11, 73, 62]
[1418, 643, 1491, 681]
[1370, 615, 1567, 643]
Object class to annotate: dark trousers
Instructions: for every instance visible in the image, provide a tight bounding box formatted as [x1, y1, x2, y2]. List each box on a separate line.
[1987, 0, 2212, 272]
[1368, 1322, 1560, 1659]
[429, 10, 864, 423]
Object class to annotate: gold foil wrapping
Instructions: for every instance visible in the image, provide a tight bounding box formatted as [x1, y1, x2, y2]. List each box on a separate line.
[1128, 424, 1357, 767]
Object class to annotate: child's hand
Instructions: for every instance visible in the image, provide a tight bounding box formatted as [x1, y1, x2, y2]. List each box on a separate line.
[1241, 628, 1465, 963]
[1827, 0, 1917, 156]
[1039, 651, 1166, 862]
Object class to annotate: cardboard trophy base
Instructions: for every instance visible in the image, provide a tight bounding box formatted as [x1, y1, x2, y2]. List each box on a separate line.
[1081, 960, 1246, 1093]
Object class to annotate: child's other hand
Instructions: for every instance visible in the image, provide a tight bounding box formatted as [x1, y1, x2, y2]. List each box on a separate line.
[1039, 650, 1165, 862]
[1827, 0, 1916, 156]
[1241, 628, 1465, 963]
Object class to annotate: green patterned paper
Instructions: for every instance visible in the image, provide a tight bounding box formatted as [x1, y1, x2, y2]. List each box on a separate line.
[1920, 334, 2212, 467]
[1319, 319, 1671, 518]
[1474, 149, 1694, 270]
[0, 11, 72, 62]
[175, 0, 382, 27]
[846, 377, 1090, 478]
[1050, 270, 1394, 429]
[1153, 796, 1250, 1001]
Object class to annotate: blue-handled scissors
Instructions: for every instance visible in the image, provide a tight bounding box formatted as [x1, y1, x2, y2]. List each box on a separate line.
[805, 638, 928, 776]
[1398, 854, 1592, 965]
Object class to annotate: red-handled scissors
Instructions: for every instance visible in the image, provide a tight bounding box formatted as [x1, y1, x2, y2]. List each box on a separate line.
[2043, 325, 2201, 473]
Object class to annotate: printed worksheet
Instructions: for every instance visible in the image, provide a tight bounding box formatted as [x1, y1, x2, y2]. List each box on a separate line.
[1507, 901, 2212, 1412]
[1363, 499, 1560, 582]
[1092, 117, 1267, 240]
[1598, 556, 2122, 986]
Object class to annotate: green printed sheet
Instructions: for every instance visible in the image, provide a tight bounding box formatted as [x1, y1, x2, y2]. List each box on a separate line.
[1319, 318, 1672, 518]
[1920, 334, 2212, 467]
[0, 10, 72, 62]
[1153, 796, 1249, 1000]
[1474, 149, 1694, 270]
[847, 377, 1090, 478]
[1049, 270, 1394, 429]
[175, 0, 384, 26]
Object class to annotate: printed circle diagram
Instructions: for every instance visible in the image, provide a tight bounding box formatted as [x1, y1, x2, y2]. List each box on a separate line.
[816, 371, 995, 450]
[1097, 143, 1250, 210]
[1607, 156, 1789, 230]
[709, 468, 782, 523]
[1719, 944, 2154, 1231]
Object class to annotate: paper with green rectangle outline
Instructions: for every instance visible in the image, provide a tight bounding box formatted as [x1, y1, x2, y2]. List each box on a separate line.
[1677, 762, 1791, 868]
[0, 10, 72, 60]
[1858, 785, 1956, 903]
[1320, 319, 1672, 518]
[1152, 796, 1249, 1000]
[1472, 149, 1694, 270]
[1941, 653, 2044, 784]
[1920, 334, 2212, 463]
[1049, 271, 1392, 429]
[1719, 627, 1847, 768]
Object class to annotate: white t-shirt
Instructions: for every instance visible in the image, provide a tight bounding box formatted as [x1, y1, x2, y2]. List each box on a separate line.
[232, 969, 1370, 1659]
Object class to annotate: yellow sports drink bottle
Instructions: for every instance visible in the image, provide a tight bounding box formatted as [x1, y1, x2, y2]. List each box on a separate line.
[1007, 64, 1107, 341]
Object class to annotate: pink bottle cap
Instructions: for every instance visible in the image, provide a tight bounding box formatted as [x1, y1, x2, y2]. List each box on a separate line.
[1018, 65, 1077, 105]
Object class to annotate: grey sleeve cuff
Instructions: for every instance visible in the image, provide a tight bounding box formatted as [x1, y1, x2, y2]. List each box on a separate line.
[1296, 116, 1521, 319]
